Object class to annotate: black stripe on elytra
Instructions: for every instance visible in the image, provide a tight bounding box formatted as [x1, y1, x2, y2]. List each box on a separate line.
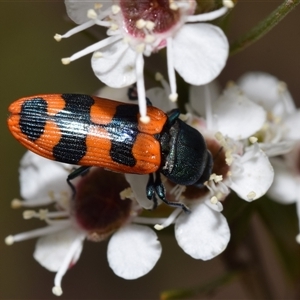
[53, 94, 94, 164]
[48, 94, 139, 167]
[20, 98, 48, 141]
[105, 104, 139, 167]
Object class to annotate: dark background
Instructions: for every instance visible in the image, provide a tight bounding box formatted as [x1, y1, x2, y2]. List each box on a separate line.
[1, 1, 300, 299]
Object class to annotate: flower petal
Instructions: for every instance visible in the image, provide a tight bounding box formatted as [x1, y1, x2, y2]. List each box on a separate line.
[172, 23, 228, 85]
[33, 227, 84, 272]
[65, 0, 113, 24]
[267, 158, 298, 204]
[188, 81, 221, 117]
[175, 203, 230, 260]
[238, 72, 296, 116]
[91, 40, 137, 88]
[107, 224, 161, 279]
[284, 110, 300, 140]
[229, 145, 274, 201]
[146, 87, 177, 111]
[213, 85, 266, 139]
[95, 86, 129, 102]
[125, 174, 157, 209]
[19, 151, 72, 204]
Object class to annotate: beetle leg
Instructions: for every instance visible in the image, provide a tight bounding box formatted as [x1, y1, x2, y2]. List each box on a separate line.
[146, 173, 158, 209]
[154, 172, 191, 213]
[67, 166, 91, 197]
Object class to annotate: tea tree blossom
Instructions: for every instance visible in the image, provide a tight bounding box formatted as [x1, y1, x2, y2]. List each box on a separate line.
[187, 83, 274, 202]
[5, 151, 162, 296]
[238, 72, 299, 156]
[268, 143, 300, 243]
[55, 0, 232, 122]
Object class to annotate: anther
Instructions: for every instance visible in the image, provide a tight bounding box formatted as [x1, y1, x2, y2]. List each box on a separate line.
[120, 187, 133, 200]
[154, 224, 164, 230]
[54, 34, 62, 42]
[52, 286, 63, 297]
[223, 0, 235, 8]
[61, 58, 71, 65]
[87, 9, 98, 19]
[93, 51, 103, 58]
[145, 35, 155, 43]
[169, 93, 178, 102]
[111, 5, 120, 14]
[136, 19, 146, 29]
[23, 210, 36, 220]
[249, 136, 258, 144]
[5, 235, 14, 245]
[145, 21, 155, 30]
[247, 191, 256, 200]
[94, 3, 103, 10]
[11, 198, 23, 209]
[210, 196, 219, 204]
[140, 115, 151, 124]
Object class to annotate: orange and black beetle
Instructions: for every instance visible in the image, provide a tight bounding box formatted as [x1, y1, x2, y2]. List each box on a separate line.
[8, 94, 213, 212]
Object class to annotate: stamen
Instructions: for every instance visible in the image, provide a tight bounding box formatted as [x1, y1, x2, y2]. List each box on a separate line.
[52, 234, 85, 296]
[155, 72, 171, 96]
[145, 21, 155, 31]
[111, 5, 120, 15]
[87, 9, 98, 20]
[120, 187, 134, 200]
[54, 20, 95, 40]
[135, 53, 149, 123]
[247, 191, 256, 200]
[169, 2, 179, 10]
[223, 0, 235, 8]
[186, 6, 229, 23]
[94, 3, 103, 10]
[166, 37, 177, 101]
[11, 197, 54, 208]
[296, 234, 300, 244]
[154, 208, 182, 230]
[136, 19, 146, 29]
[93, 51, 103, 58]
[5, 224, 69, 245]
[11, 199, 23, 209]
[145, 35, 155, 43]
[249, 136, 258, 144]
[62, 35, 121, 64]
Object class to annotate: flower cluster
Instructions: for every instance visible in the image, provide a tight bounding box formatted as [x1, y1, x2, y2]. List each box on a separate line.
[6, 0, 300, 297]
[55, 0, 232, 122]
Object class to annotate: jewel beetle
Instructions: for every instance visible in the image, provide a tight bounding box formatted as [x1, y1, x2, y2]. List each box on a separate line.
[8, 93, 213, 212]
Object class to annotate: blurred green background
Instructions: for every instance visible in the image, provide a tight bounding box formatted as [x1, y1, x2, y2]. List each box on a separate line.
[1, 1, 300, 299]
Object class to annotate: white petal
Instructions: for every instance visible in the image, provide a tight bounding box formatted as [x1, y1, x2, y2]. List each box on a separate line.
[267, 158, 298, 204]
[95, 86, 129, 102]
[175, 203, 230, 260]
[238, 72, 296, 116]
[172, 24, 228, 85]
[125, 174, 157, 210]
[19, 151, 72, 204]
[284, 110, 300, 140]
[188, 81, 221, 117]
[65, 0, 112, 24]
[91, 40, 137, 88]
[213, 85, 266, 139]
[107, 224, 161, 279]
[229, 146, 274, 201]
[146, 87, 177, 111]
[33, 227, 84, 272]
[259, 141, 295, 157]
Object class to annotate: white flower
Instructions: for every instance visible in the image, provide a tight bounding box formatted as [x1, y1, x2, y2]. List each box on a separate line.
[56, 0, 232, 122]
[6, 151, 162, 296]
[237, 72, 298, 156]
[268, 144, 300, 244]
[188, 83, 274, 202]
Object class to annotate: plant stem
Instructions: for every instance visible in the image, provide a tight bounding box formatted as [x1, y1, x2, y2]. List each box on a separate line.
[230, 0, 300, 55]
